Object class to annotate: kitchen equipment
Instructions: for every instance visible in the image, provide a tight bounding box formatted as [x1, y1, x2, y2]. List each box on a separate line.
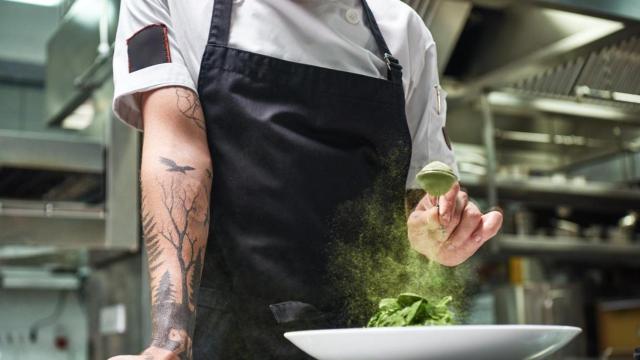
[284, 325, 581, 360]
[494, 283, 587, 357]
[552, 219, 580, 237]
[584, 225, 604, 243]
[597, 299, 640, 358]
[514, 207, 535, 236]
[45, 0, 118, 125]
[618, 211, 638, 243]
[607, 226, 632, 245]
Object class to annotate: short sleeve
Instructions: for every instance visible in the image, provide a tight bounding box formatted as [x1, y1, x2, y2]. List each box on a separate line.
[404, 39, 459, 189]
[112, 0, 197, 130]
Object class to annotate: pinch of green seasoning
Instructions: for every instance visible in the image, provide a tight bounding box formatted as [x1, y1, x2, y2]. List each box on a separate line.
[415, 161, 457, 197]
[327, 152, 469, 327]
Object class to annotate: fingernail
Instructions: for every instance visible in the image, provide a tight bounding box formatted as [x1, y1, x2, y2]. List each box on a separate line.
[474, 234, 482, 242]
[489, 206, 504, 215]
[447, 244, 456, 251]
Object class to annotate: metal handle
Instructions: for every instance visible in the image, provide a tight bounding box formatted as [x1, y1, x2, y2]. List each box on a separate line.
[0, 200, 105, 220]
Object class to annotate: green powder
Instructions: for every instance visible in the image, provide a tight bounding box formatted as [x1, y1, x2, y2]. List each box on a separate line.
[327, 155, 471, 326]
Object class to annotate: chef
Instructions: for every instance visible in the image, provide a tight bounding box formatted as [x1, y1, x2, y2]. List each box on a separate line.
[109, 0, 503, 359]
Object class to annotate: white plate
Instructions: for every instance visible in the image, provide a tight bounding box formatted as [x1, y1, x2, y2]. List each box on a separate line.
[284, 325, 581, 360]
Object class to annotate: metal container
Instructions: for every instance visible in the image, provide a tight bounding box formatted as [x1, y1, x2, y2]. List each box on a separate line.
[598, 298, 640, 359]
[495, 283, 587, 358]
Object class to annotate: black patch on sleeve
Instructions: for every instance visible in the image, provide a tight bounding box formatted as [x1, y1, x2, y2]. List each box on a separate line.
[127, 24, 172, 73]
[442, 127, 452, 150]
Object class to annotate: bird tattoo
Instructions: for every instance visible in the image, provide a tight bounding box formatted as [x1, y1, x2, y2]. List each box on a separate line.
[159, 157, 195, 174]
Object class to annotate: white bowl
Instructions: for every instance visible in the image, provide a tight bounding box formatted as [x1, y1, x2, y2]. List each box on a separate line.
[284, 325, 581, 360]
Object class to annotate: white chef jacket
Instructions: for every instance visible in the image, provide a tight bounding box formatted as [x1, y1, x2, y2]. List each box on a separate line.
[112, 0, 459, 189]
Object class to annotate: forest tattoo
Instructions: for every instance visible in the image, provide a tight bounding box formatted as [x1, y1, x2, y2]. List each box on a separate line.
[176, 88, 205, 132]
[142, 157, 212, 360]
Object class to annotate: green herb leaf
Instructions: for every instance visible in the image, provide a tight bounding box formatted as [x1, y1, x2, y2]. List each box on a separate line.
[415, 161, 457, 196]
[366, 293, 454, 328]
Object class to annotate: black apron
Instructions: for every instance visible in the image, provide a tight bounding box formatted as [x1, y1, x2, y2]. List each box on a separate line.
[193, 1, 412, 358]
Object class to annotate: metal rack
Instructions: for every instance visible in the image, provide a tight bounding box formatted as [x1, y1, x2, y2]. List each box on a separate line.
[462, 176, 640, 211]
[495, 234, 640, 263]
[473, 86, 640, 258]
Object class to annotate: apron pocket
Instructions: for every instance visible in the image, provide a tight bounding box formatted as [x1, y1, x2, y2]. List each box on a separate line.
[269, 301, 326, 324]
[268, 300, 340, 335]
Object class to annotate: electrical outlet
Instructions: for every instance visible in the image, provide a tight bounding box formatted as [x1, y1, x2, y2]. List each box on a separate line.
[100, 304, 126, 335]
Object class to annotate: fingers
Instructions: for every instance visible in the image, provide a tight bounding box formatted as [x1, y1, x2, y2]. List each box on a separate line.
[444, 209, 503, 266]
[480, 210, 503, 242]
[415, 192, 434, 211]
[409, 185, 504, 266]
[407, 206, 446, 258]
[446, 189, 468, 233]
[438, 182, 460, 226]
[454, 218, 486, 261]
[414, 181, 461, 221]
[448, 202, 483, 249]
[407, 206, 442, 233]
[457, 212, 502, 259]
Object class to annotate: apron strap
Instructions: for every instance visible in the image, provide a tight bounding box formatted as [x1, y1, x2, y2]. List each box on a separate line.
[360, 0, 403, 83]
[208, 0, 233, 47]
[206, 0, 403, 83]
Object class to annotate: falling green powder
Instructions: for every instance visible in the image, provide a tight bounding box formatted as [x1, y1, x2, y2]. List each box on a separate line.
[327, 155, 471, 327]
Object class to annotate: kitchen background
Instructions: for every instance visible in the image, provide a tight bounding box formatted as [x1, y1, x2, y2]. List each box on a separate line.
[0, 0, 638, 359]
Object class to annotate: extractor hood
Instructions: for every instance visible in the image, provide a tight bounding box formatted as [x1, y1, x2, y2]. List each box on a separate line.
[45, 0, 118, 125]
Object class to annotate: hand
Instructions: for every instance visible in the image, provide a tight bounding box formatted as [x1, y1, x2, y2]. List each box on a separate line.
[407, 182, 503, 266]
[108, 347, 179, 360]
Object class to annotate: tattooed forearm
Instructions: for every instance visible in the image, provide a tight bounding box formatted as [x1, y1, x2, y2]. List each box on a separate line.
[142, 156, 212, 360]
[176, 88, 205, 132]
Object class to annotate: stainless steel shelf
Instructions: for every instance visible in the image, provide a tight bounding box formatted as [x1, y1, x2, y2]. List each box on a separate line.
[0, 267, 80, 290]
[494, 234, 640, 262]
[487, 91, 640, 123]
[0, 199, 105, 219]
[0, 130, 104, 173]
[496, 178, 640, 199]
[0, 199, 105, 248]
[461, 176, 640, 210]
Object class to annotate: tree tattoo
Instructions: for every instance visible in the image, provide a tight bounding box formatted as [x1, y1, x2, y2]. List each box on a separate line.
[176, 88, 205, 132]
[142, 158, 211, 360]
[158, 177, 204, 308]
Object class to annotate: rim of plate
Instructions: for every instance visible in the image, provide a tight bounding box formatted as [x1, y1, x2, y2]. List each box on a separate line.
[284, 325, 582, 338]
